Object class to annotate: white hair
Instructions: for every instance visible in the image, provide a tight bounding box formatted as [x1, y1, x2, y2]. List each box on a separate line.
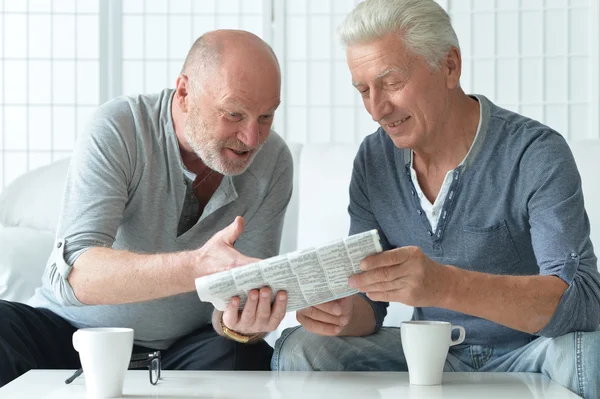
[337, 0, 460, 71]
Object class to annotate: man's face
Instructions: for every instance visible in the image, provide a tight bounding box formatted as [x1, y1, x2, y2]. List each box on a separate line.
[347, 33, 453, 149]
[184, 62, 280, 176]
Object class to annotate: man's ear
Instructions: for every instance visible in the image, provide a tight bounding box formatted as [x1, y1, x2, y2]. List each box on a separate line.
[444, 47, 462, 89]
[175, 74, 190, 113]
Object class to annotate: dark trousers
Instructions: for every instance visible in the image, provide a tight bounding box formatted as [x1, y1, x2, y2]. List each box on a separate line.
[0, 300, 274, 387]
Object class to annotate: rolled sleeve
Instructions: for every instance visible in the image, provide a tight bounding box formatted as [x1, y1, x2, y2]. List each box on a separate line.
[44, 238, 85, 306]
[536, 251, 600, 337]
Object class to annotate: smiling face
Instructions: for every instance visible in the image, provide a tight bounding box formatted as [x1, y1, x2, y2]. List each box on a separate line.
[183, 43, 281, 176]
[347, 33, 459, 149]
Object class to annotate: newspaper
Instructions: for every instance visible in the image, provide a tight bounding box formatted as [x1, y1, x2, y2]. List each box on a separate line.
[195, 229, 383, 312]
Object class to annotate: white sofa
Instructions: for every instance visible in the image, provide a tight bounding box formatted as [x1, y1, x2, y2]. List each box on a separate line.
[1, 140, 599, 346]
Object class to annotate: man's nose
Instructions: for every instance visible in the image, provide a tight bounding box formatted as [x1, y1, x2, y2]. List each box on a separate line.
[369, 92, 392, 123]
[237, 120, 260, 148]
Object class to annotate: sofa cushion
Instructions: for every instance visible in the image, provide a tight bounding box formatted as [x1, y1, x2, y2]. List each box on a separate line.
[0, 226, 54, 303]
[0, 158, 70, 232]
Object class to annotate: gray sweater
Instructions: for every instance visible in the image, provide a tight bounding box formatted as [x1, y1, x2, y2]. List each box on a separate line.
[351, 95, 600, 346]
[30, 89, 293, 349]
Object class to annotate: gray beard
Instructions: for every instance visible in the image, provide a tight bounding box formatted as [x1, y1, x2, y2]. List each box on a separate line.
[184, 128, 261, 176]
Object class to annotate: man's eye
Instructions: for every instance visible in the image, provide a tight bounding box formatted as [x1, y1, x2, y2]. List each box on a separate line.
[358, 88, 369, 97]
[226, 112, 242, 121]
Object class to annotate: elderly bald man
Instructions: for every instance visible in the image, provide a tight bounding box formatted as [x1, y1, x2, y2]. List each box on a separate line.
[0, 29, 291, 387]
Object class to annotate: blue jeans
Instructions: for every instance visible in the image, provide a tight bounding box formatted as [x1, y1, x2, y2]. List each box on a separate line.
[272, 326, 600, 398]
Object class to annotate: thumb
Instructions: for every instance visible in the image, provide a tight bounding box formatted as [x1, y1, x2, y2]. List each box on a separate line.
[221, 216, 245, 245]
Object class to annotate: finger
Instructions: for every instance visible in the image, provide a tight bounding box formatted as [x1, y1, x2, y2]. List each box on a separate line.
[311, 299, 344, 317]
[238, 289, 259, 327]
[360, 247, 415, 271]
[337, 296, 355, 319]
[254, 287, 273, 327]
[348, 266, 405, 289]
[366, 289, 404, 303]
[298, 305, 347, 327]
[222, 297, 241, 328]
[355, 279, 406, 293]
[267, 291, 288, 330]
[220, 216, 246, 246]
[297, 312, 343, 336]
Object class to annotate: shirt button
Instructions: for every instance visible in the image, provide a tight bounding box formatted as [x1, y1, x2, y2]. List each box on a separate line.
[570, 252, 578, 259]
[417, 210, 422, 215]
[189, 194, 195, 200]
[427, 231, 433, 236]
[432, 210, 436, 216]
[184, 179, 188, 185]
[185, 216, 190, 221]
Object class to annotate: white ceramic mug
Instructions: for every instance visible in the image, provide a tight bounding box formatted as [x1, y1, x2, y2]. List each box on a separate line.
[400, 321, 465, 386]
[72, 327, 134, 398]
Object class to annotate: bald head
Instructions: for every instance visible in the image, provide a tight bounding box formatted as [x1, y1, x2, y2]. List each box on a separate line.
[181, 30, 280, 91]
[173, 29, 281, 176]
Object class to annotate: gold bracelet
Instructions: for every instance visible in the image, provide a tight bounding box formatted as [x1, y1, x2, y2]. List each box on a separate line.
[219, 316, 260, 344]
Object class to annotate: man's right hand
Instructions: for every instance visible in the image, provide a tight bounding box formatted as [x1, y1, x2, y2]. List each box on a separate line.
[297, 294, 378, 337]
[195, 216, 260, 276]
[296, 296, 355, 336]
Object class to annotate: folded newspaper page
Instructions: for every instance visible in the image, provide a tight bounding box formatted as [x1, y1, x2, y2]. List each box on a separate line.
[195, 229, 383, 312]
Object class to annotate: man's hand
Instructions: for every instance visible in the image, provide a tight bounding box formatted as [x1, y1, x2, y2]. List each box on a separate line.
[296, 296, 356, 336]
[348, 246, 451, 307]
[195, 216, 260, 276]
[217, 287, 288, 337]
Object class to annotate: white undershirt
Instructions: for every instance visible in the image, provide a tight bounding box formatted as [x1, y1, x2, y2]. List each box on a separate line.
[409, 101, 483, 232]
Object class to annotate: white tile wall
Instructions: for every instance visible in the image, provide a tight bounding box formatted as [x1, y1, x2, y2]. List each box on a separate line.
[0, 0, 100, 189]
[448, 0, 596, 142]
[0, 0, 598, 190]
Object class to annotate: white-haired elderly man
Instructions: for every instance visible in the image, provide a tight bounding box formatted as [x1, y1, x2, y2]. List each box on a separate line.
[272, 0, 600, 397]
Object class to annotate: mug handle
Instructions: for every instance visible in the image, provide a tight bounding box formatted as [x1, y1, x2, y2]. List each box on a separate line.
[72, 330, 81, 353]
[450, 325, 465, 346]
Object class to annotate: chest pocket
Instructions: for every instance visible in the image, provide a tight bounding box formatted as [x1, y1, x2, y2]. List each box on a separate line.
[463, 219, 523, 274]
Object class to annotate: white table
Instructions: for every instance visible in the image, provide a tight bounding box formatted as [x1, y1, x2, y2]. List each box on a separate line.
[0, 370, 580, 398]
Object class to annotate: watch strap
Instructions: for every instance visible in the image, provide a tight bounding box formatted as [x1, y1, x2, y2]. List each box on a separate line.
[220, 317, 260, 344]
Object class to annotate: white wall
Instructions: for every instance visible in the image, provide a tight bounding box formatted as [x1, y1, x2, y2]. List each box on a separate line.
[1, 0, 598, 190]
[0, 0, 101, 189]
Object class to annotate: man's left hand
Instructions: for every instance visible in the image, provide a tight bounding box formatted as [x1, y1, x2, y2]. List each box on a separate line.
[348, 246, 451, 307]
[220, 286, 288, 336]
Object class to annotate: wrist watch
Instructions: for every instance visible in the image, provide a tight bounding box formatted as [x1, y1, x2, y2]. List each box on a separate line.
[220, 316, 260, 344]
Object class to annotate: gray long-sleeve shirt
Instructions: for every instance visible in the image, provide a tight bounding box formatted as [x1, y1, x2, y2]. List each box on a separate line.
[29, 89, 293, 349]
[351, 95, 600, 345]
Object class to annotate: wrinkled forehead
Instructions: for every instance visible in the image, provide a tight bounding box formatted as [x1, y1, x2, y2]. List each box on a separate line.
[205, 83, 279, 118]
[346, 40, 418, 84]
[348, 35, 416, 66]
